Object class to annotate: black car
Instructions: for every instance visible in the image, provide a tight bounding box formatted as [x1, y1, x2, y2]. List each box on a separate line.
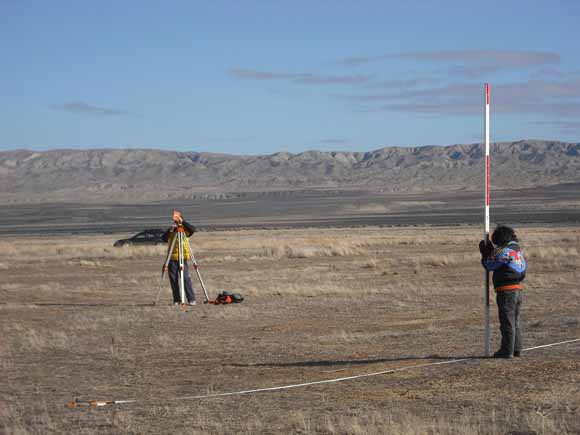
[113, 229, 165, 247]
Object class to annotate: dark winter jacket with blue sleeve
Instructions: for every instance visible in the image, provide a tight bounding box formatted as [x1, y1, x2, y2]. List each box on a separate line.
[481, 241, 526, 291]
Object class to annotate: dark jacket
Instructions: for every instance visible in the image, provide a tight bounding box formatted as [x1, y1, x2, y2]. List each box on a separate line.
[482, 241, 526, 290]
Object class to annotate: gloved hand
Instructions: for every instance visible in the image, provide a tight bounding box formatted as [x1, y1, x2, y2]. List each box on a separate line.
[479, 240, 494, 257]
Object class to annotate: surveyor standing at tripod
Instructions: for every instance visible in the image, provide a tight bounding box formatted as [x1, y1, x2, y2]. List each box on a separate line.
[162, 210, 197, 305]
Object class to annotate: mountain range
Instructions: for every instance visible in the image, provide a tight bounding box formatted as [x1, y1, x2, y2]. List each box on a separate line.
[1, 140, 578, 204]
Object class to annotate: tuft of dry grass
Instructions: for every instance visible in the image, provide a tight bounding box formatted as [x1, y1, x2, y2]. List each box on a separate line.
[6, 326, 71, 353]
[362, 257, 378, 269]
[257, 242, 363, 259]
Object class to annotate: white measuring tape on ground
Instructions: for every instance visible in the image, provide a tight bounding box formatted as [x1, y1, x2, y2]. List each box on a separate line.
[66, 337, 580, 408]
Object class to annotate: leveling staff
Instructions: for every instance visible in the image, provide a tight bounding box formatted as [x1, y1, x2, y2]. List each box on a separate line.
[162, 210, 197, 305]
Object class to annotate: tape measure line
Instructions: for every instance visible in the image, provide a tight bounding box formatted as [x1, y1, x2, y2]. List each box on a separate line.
[66, 337, 580, 408]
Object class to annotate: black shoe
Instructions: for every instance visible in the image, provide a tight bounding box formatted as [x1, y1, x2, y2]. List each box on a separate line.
[513, 351, 521, 357]
[493, 351, 513, 359]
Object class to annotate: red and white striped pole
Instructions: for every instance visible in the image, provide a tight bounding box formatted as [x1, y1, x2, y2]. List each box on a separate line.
[484, 83, 491, 357]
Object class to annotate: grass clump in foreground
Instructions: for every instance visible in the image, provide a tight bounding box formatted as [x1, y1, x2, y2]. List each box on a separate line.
[2, 403, 577, 435]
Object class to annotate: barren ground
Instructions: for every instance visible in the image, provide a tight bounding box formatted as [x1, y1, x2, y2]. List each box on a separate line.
[1, 225, 579, 434]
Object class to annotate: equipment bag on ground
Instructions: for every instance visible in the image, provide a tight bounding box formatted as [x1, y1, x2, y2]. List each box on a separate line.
[214, 291, 244, 304]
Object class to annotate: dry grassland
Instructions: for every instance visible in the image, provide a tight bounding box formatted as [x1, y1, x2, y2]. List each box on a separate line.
[1, 225, 579, 434]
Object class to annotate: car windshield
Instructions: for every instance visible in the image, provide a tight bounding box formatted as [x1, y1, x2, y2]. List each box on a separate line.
[131, 230, 161, 240]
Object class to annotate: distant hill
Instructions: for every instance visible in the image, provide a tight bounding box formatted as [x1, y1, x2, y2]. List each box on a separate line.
[0, 140, 579, 204]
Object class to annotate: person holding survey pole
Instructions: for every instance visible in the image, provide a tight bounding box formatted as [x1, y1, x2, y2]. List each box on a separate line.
[480, 225, 527, 359]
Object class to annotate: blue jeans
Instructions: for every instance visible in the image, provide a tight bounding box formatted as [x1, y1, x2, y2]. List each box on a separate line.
[168, 260, 195, 303]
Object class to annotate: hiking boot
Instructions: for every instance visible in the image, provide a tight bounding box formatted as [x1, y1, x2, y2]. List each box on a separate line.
[493, 351, 513, 359]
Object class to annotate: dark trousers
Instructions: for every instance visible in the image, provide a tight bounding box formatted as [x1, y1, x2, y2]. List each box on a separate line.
[496, 290, 522, 355]
[168, 260, 195, 303]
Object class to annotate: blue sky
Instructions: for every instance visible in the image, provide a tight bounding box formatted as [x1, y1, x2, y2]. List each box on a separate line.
[2, 0, 580, 154]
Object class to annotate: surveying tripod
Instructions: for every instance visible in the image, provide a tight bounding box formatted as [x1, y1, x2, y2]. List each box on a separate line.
[155, 225, 210, 305]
